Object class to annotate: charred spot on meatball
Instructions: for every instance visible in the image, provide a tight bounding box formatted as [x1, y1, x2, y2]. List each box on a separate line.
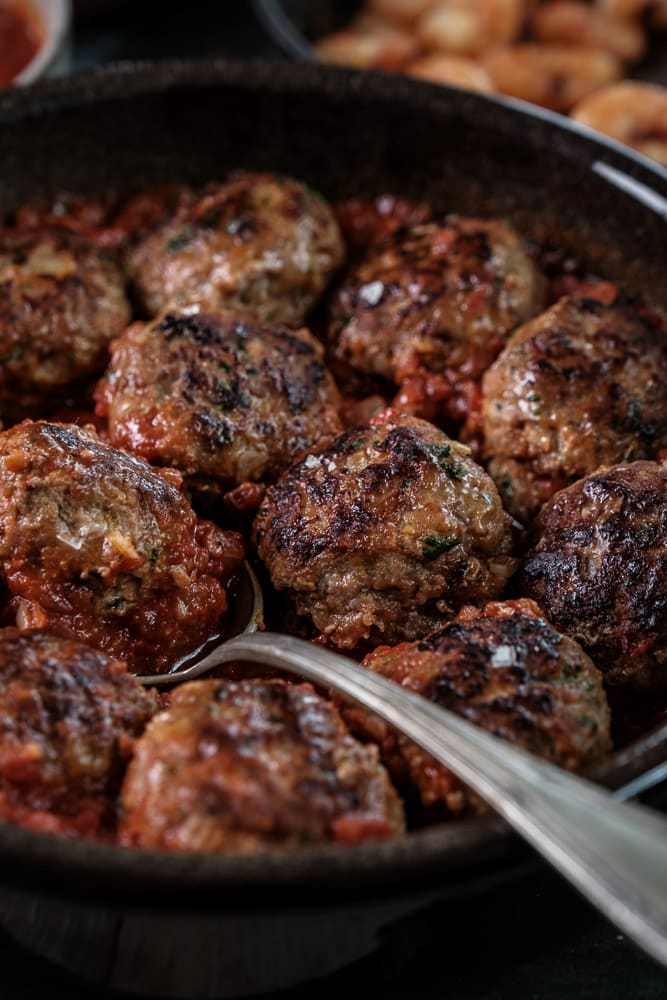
[327, 216, 546, 424]
[347, 599, 610, 817]
[518, 461, 667, 692]
[0, 628, 156, 838]
[0, 227, 131, 422]
[118, 678, 405, 852]
[96, 308, 342, 494]
[0, 421, 244, 674]
[125, 173, 345, 325]
[254, 410, 517, 650]
[482, 294, 667, 524]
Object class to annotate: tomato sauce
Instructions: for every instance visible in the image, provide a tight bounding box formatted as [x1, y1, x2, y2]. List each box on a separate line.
[0, 1, 42, 88]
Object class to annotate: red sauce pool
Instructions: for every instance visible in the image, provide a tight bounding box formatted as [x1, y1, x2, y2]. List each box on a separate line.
[0, 1, 43, 88]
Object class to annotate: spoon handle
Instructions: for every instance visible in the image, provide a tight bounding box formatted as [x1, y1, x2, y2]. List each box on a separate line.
[206, 631, 667, 967]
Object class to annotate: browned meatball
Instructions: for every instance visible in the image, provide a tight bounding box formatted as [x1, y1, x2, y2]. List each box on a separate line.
[482, 295, 667, 524]
[95, 309, 342, 493]
[348, 599, 611, 816]
[327, 216, 546, 416]
[518, 461, 667, 691]
[0, 421, 244, 673]
[0, 227, 130, 421]
[0, 628, 155, 838]
[255, 410, 516, 650]
[334, 193, 432, 256]
[125, 173, 344, 324]
[118, 678, 405, 852]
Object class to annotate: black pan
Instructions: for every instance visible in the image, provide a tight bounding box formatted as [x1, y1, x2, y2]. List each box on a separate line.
[0, 60, 665, 999]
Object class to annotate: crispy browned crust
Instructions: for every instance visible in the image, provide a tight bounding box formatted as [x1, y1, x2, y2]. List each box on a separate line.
[254, 410, 516, 650]
[482, 295, 667, 523]
[0, 420, 244, 673]
[327, 216, 546, 387]
[347, 599, 611, 816]
[0, 628, 155, 838]
[96, 309, 342, 489]
[125, 173, 344, 325]
[518, 461, 667, 691]
[119, 678, 405, 852]
[0, 227, 130, 420]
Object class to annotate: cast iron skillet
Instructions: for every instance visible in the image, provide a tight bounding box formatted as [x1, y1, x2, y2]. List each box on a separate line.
[0, 60, 665, 998]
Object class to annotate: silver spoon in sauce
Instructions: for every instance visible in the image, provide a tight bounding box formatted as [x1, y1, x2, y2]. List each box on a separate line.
[137, 562, 667, 968]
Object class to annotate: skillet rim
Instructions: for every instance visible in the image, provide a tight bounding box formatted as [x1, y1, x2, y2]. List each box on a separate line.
[0, 58, 665, 908]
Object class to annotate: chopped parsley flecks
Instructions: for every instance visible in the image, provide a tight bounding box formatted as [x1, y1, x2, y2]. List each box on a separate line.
[167, 224, 196, 253]
[442, 458, 464, 480]
[428, 443, 464, 480]
[422, 535, 460, 560]
[428, 443, 451, 462]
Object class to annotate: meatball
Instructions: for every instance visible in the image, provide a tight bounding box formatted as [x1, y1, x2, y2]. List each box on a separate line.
[119, 678, 405, 852]
[0, 421, 244, 673]
[0, 628, 155, 838]
[255, 410, 516, 649]
[482, 294, 667, 523]
[518, 461, 667, 691]
[0, 227, 130, 421]
[327, 216, 545, 419]
[347, 599, 611, 816]
[95, 309, 342, 492]
[334, 193, 432, 256]
[125, 173, 345, 325]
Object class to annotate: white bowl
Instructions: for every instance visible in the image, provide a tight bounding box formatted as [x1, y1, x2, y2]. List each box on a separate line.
[13, 0, 72, 86]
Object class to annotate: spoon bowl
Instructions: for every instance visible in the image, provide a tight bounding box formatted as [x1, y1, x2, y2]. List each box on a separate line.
[138, 560, 264, 687]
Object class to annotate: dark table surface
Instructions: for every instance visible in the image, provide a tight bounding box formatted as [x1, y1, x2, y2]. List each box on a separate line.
[2, 3, 666, 997]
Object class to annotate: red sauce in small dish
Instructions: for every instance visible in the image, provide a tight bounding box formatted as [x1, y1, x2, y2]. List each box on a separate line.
[0, 1, 43, 88]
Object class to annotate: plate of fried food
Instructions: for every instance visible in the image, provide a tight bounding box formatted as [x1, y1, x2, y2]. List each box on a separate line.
[255, 0, 667, 167]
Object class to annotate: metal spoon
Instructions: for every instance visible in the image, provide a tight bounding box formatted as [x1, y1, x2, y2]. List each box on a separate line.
[138, 566, 667, 968]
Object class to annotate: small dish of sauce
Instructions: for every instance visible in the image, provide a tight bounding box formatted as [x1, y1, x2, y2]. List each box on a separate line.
[0, 1, 43, 88]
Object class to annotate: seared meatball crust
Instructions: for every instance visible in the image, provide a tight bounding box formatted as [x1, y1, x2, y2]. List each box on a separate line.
[334, 193, 432, 257]
[327, 216, 546, 421]
[519, 461, 667, 692]
[96, 309, 342, 492]
[349, 600, 611, 816]
[0, 227, 130, 421]
[119, 678, 405, 852]
[0, 629, 155, 838]
[482, 294, 667, 524]
[255, 410, 516, 650]
[125, 173, 345, 325]
[0, 421, 244, 674]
